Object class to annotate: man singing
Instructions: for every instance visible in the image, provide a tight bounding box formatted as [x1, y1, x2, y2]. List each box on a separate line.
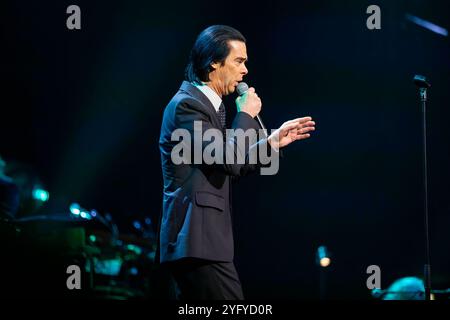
[158, 25, 315, 299]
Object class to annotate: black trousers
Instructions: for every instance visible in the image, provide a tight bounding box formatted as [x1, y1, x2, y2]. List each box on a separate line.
[166, 258, 244, 300]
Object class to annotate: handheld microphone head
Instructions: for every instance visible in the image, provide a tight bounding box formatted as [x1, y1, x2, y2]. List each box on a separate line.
[236, 82, 249, 96]
[413, 75, 431, 88]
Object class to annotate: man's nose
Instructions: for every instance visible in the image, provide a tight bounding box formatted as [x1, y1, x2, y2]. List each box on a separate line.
[241, 64, 248, 75]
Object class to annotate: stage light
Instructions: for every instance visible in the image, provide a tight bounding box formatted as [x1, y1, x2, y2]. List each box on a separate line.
[70, 203, 80, 215]
[405, 13, 448, 37]
[320, 257, 331, 267]
[126, 244, 142, 255]
[316, 246, 331, 267]
[70, 203, 93, 219]
[129, 267, 138, 275]
[89, 235, 97, 243]
[382, 277, 425, 300]
[80, 210, 92, 220]
[133, 220, 142, 230]
[32, 188, 49, 202]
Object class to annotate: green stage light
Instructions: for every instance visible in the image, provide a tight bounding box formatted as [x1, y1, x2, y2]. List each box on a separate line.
[70, 203, 80, 215]
[316, 246, 331, 268]
[32, 188, 49, 202]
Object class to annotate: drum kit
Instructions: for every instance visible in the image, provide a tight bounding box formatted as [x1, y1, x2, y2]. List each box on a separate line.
[0, 209, 173, 299]
[0, 157, 178, 299]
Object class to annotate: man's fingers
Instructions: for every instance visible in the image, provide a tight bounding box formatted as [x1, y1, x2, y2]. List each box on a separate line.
[296, 133, 311, 140]
[300, 121, 315, 128]
[297, 125, 315, 133]
[299, 116, 312, 123]
[282, 122, 299, 132]
[282, 122, 315, 134]
[279, 117, 315, 142]
[297, 116, 312, 124]
[284, 118, 300, 125]
[297, 125, 316, 132]
[296, 121, 315, 131]
[284, 117, 313, 126]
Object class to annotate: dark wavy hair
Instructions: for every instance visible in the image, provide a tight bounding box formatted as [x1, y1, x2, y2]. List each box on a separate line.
[185, 25, 246, 84]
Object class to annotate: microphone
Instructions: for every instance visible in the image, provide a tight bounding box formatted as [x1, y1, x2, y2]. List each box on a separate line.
[236, 82, 267, 136]
[413, 75, 431, 88]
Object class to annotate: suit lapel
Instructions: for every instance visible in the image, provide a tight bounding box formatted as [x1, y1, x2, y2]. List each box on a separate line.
[179, 81, 223, 129]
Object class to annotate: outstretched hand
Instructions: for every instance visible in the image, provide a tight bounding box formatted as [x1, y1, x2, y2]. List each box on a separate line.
[268, 117, 315, 150]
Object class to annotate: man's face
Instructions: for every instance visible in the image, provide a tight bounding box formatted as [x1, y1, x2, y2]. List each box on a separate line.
[210, 40, 248, 97]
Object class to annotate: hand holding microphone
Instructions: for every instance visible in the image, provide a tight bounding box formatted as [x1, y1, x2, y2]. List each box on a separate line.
[235, 83, 262, 119]
[235, 82, 266, 134]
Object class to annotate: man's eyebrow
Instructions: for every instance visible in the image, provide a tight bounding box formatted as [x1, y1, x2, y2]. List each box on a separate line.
[235, 57, 248, 62]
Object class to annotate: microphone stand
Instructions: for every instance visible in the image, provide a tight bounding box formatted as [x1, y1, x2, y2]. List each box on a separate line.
[414, 75, 432, 301]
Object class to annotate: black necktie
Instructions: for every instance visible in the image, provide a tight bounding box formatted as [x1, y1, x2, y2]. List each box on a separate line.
[217, 103, 226, 133]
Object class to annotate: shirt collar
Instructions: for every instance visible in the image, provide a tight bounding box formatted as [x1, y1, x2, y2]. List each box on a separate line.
[192, 82, 222, 112]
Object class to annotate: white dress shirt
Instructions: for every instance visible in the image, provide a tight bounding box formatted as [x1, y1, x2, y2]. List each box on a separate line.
[193, 82, 222, 112]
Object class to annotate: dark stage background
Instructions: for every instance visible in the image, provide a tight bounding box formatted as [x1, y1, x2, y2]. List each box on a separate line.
[1, 0, 449, 299]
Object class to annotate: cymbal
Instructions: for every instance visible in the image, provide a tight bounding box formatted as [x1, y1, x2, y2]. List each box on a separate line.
[14, 214, 103, 228]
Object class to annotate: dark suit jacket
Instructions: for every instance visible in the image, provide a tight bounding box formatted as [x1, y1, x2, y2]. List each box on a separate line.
[158, 81, 273, 263]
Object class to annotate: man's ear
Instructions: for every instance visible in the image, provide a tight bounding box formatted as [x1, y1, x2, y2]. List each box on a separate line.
[210, 61, 221, 71]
